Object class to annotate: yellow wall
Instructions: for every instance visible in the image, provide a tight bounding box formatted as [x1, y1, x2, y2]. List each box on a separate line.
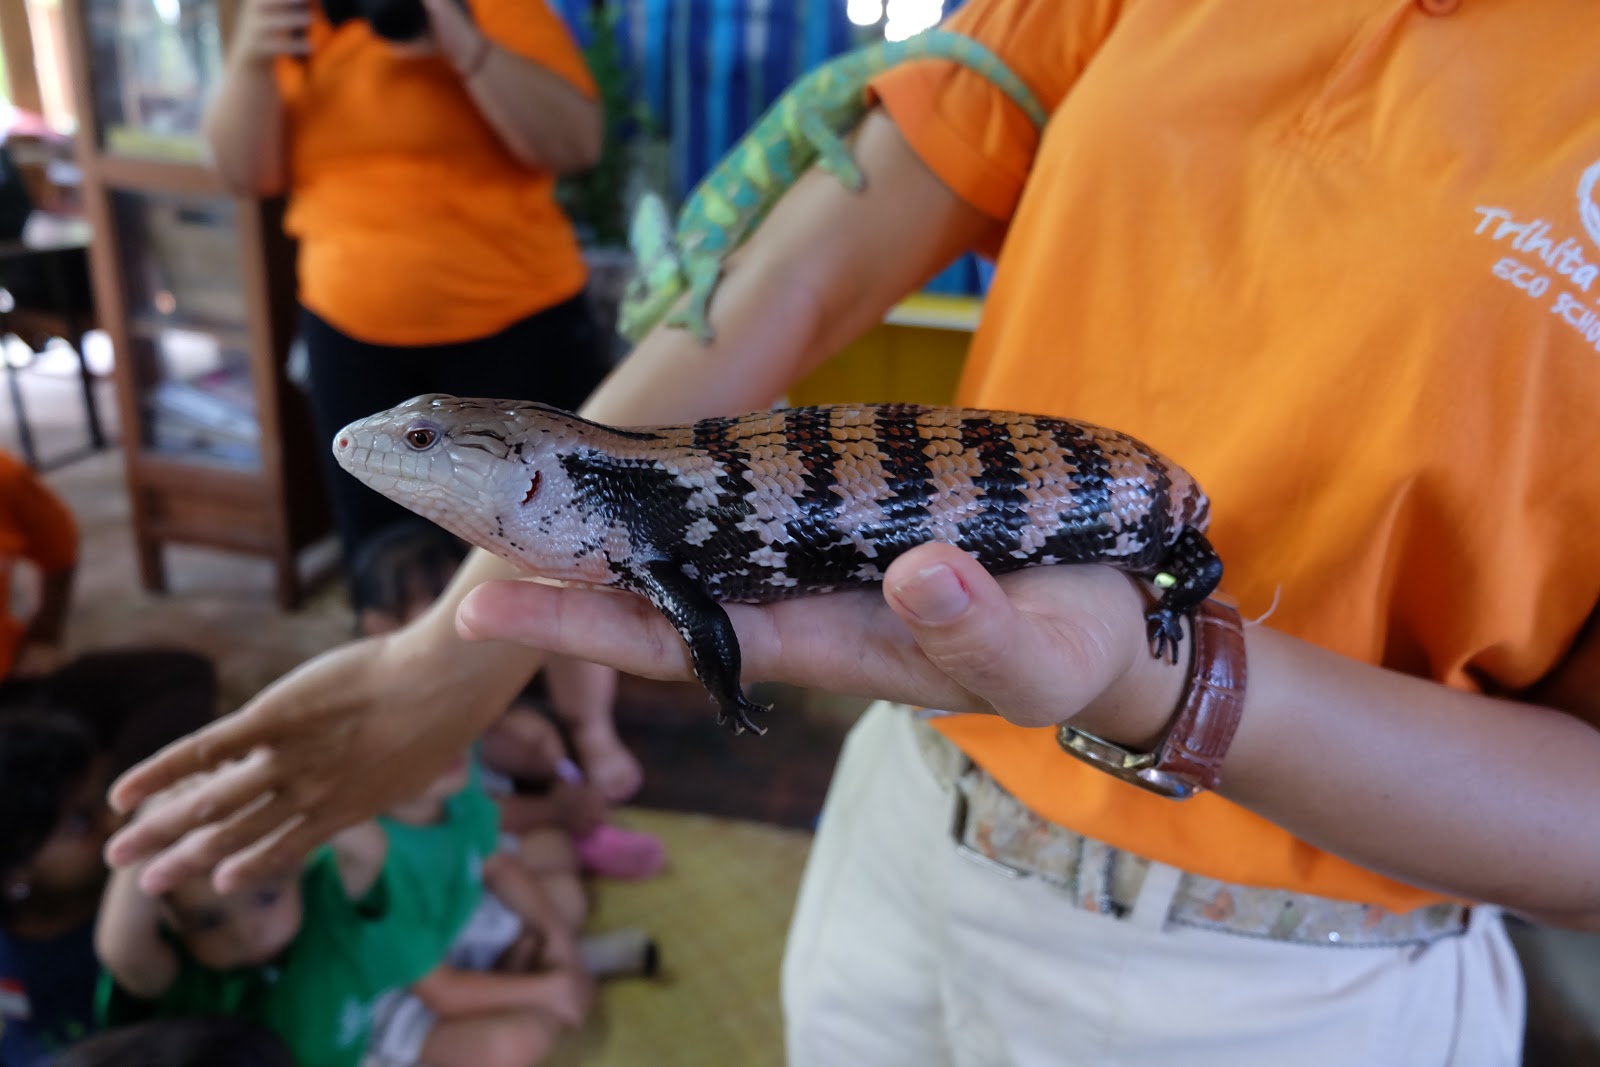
[785, 293, 979, 407]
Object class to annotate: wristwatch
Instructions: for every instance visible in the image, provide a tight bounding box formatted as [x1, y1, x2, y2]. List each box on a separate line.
[1055, 597, 1248, 800]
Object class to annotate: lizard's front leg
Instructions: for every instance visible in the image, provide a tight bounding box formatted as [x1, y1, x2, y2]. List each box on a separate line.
[631, 559, 767, 735]
[662, 257, 721, 343]
[618, 268, 684, 342]
[796, 110, 866, 192]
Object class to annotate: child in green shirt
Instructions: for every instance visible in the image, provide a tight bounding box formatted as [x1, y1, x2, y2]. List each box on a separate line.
[363, 753, 594, 1067]
[93, 760, 500, 1067]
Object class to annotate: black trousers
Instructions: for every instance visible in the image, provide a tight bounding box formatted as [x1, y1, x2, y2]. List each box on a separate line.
[301, 294, 613, 582]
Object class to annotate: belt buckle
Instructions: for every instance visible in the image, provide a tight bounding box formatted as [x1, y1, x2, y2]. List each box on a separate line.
[948, 772, 1027, 880]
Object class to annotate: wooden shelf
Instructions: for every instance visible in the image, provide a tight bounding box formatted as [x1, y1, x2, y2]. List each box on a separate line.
[62, 0, 331, 609]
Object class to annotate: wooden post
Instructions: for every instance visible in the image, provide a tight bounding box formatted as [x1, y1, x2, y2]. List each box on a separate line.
[0, 0, 43, 115]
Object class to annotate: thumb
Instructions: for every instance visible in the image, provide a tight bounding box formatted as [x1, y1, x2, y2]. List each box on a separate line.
[881, 543, 1135, 729]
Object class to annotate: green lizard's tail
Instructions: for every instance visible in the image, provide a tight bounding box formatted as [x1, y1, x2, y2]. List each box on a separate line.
[886, 29, 1048, 129]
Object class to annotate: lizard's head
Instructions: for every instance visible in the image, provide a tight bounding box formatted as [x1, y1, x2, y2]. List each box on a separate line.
[616, 189, 686, 343]
[332, 393, 617, 583]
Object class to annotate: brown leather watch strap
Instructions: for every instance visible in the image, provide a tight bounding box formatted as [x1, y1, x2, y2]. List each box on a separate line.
[1152, 598, 1248, 791]
[1056, 598, 1248, 799]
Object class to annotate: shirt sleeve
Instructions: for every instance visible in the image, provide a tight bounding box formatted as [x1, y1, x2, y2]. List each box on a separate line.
[869, 0, 1126, 225]
[0, 452, 77, 573]
[469, 0, 598, 98]
[94, 969, 158, 1030]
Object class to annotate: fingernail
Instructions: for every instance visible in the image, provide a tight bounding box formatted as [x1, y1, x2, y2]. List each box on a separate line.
[896, 563, 970, 624]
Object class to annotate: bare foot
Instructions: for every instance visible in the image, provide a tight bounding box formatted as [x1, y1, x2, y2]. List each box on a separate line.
[522, 967, 595, 1028]
[572, 723, 644, 803]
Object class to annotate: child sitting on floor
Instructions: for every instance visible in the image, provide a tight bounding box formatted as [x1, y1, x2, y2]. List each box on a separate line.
[352, 521, 666, 886]
[479, 705, 666, 884]
[362, 754, 597, 1067]
[92, 760, 502, 1067]
[0, 681, 213, 1067]
[0, 714, 115, 1065]
[352, 520, 644, 803]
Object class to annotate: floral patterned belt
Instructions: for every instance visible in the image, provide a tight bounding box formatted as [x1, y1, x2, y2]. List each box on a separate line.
[912, 715, 1469, 949]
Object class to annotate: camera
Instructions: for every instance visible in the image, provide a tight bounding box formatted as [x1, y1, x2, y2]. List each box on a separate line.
[321, 0, 467, 43]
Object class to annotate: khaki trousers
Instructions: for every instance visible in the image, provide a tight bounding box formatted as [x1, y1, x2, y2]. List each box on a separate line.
[781, 702, 1525, 1067]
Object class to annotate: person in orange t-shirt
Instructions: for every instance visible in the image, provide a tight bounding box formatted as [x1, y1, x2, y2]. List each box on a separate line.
[107, 2, 1600, 1062]
[0, 446, 217, 785]
[204, 0, 611, 570]
[0, 449, 77, 681]
[200, 0, 641, 799]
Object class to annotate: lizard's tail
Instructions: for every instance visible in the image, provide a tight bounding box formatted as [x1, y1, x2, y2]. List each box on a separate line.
[890, 28, 1048, 129]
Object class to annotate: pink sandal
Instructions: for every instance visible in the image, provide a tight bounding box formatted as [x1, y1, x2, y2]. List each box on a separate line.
[575, 823, 668, 880]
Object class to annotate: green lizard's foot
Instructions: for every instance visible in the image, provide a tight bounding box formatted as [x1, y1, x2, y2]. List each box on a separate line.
[816, 153, 865, 192]
[664, 286, 717, 343]
[799, 113, 867, 192]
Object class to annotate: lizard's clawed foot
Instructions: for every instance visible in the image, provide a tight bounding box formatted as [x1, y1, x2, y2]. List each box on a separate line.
[715, 693, 770, 736]
[1145, 611, 1185, 665]
[664, 289, 717, 343]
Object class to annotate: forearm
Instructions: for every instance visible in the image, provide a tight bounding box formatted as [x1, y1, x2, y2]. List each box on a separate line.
[405, 546, 549, 697]
[455, 45, 600, 174]
[1086, 605, 1600, 919]
[93, 866, 176, 998]
[202, 57, 288, 196]
[23, 566, 73, 645]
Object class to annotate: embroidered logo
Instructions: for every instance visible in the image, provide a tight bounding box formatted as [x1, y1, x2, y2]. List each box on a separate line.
[1471, 163, 1600, 352]
[1580, 159, 1600, 252]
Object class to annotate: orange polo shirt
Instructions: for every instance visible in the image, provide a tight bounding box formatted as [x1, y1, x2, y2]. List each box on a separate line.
[276, 0, 596, 346]
[0, 451, 77, 679]
[873, 0, 1600, 912]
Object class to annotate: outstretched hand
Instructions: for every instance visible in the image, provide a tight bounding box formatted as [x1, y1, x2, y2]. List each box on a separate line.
[104, 627, 521, 895]
[104, 542, 1177, 898]
[457, 542, 1176, 736]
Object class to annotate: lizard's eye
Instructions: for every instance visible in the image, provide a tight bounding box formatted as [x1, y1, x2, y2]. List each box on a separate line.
[404, 423, 439, 451]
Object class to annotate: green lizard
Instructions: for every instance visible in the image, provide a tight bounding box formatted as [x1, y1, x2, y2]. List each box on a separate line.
[617, 28, 1047, 345]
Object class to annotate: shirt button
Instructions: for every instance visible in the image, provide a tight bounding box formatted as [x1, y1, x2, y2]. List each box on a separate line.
[1416, 0, 1459, 13]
